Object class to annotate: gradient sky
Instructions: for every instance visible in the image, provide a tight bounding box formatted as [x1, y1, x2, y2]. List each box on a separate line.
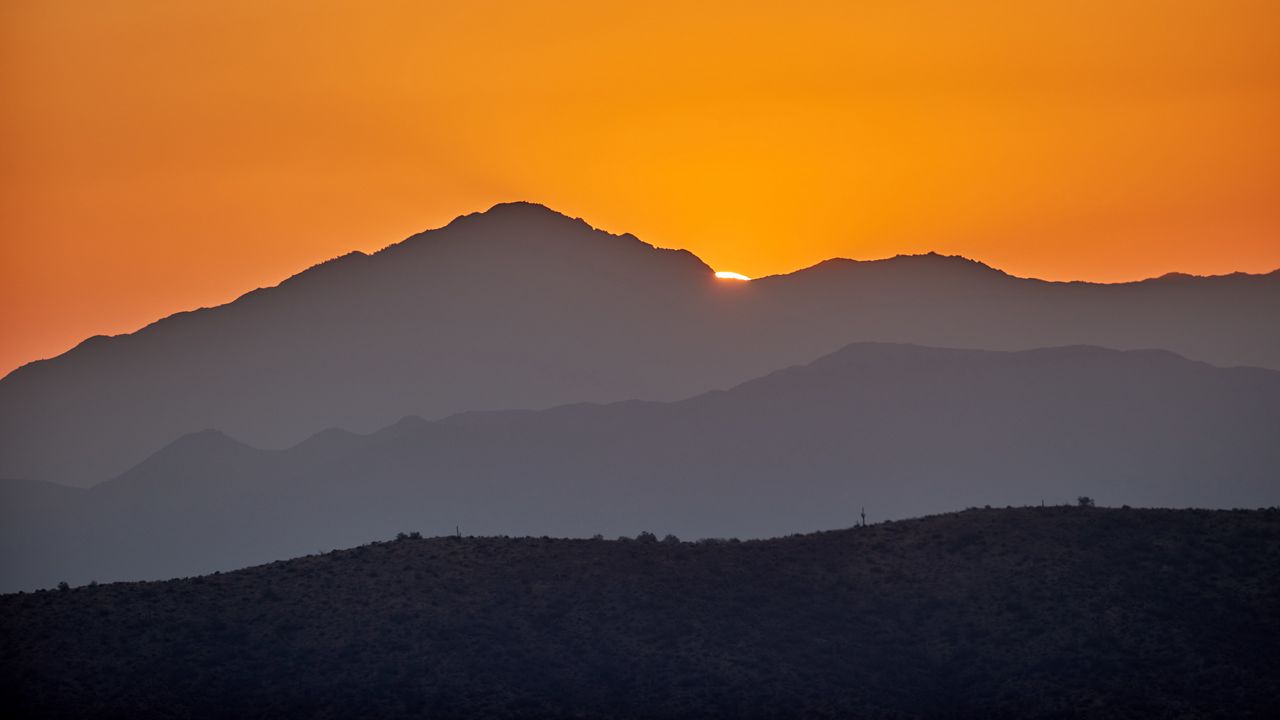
[2, 0, 1278, 376]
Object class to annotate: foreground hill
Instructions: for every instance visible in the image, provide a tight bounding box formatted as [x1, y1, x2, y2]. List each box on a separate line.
[4, 507, 1278, 719]
[3, 202, 1278, 487]
[3, 343, 1278, 591]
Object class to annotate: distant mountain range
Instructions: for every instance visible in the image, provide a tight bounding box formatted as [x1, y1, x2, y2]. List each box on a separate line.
[4, 342, 1277, 591]
[2, 202, 1278, 488]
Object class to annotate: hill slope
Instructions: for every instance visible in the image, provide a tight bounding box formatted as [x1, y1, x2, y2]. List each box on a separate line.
[2, 202, 1277, 487]
[4, 343, 1278, 591]
[4, 507, 1278, 719]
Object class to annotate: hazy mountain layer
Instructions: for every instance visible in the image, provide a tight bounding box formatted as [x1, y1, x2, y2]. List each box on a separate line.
[5, 507, 1279, 719]
[3, 343, 1277, 591]
[2, 203, 1277, 487]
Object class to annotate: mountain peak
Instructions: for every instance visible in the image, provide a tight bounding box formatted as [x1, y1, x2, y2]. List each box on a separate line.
[483, 200, 565, 216]
[768, 252, 1005, 283]
[444, 200, 590, 234]
[878, 252, 1000, 272]
[153, 428, 252, 458]
[375, 201, 714, 276]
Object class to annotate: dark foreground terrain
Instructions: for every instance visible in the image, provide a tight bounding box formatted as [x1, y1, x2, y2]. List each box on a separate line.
[3, 507, 1279, 718]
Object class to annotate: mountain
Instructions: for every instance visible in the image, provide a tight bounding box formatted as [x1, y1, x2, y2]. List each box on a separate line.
[2, 202, 1278, 488]
[4, 342, 1277, 591]
[5, 507, 1279, 719]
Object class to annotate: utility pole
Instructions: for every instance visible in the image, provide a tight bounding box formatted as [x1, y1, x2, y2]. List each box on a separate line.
[455, 525, 461, 539]
[860, 507, 866, 528]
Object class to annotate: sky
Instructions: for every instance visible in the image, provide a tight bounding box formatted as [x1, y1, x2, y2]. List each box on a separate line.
[2, 0, 1278, 376]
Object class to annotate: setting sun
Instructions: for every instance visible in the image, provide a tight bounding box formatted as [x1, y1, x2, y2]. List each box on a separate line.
[714, 271, 752, 281]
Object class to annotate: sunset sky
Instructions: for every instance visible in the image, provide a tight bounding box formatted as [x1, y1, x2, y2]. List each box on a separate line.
[2, 0, 1278, 376]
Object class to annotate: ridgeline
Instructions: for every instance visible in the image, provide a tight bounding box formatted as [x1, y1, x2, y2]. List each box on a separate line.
[4, 506, 1279, 718]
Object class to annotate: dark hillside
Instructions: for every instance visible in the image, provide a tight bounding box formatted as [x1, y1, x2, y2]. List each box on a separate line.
[4, 507, 1279, 718]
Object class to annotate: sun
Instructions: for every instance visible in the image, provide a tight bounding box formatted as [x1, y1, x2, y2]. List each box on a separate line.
[714, 271, 752, 281]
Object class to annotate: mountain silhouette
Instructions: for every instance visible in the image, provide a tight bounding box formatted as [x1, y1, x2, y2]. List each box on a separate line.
[2, 202, 1277, 487]
[3, 342, 1277, 591]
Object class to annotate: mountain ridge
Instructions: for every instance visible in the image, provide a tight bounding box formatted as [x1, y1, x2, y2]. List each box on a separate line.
[4, 341, 1277, 590]
[3, 202, 1278, 488]
[1, 202, 709, 383]
[66, 342, 1240, 462]
[9, 203, 1275, 383]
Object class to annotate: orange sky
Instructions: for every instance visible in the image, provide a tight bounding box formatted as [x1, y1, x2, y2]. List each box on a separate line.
[2, 0, 1278, 376]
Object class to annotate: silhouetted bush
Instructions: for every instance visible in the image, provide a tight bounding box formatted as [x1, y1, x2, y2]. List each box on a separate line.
[635, 531, 657, 544]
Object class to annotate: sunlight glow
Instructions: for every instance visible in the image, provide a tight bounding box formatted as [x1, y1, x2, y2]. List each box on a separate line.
[714, 271, 752, 281]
